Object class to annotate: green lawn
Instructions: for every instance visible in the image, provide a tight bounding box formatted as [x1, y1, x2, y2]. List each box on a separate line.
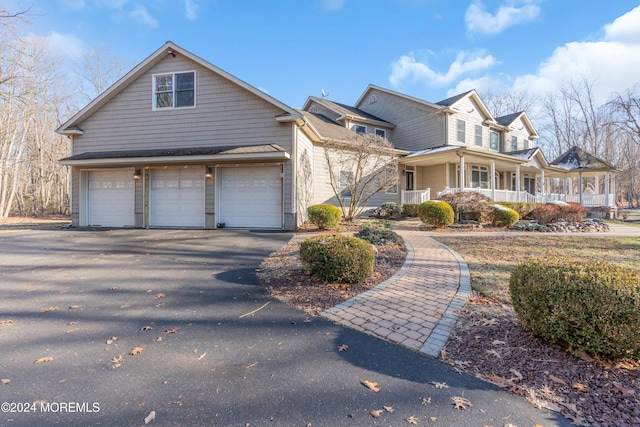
[432, 235, 640, 301]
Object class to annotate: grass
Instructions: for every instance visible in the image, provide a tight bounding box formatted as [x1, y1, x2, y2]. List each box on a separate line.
[432, 235, 640, 302]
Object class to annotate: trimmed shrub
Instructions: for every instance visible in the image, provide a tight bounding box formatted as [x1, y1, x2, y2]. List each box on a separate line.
[495, 202, 538, 218]
[490, 204, 520, 227]
[560, 203, 588, 223]
[510, 258, 640, 358]
[307, 204, 342, 230]
[530, 203, 561, 224]
[439, 191, 492, 222]
[355, 224, 403, 245]
[418, 201, 454, 228]
[373, 202, 402, 219]
[402, 203, 419, 218]
[299, 235, 375, 284]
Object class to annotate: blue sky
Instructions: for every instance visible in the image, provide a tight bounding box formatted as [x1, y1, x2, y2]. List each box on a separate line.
[11, 0, 640, 109]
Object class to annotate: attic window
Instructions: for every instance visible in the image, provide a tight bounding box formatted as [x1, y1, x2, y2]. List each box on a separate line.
[153, 71, 195, 109]
[368, 95, 377, 104]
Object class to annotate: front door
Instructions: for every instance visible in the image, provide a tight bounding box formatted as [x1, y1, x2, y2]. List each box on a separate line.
[405, 170, 414, 191]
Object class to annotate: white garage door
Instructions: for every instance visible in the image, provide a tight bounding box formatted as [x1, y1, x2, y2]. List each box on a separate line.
[150, 168, 205, 228]
[87, 170, 135, 227]
[220, 166, 282, 228]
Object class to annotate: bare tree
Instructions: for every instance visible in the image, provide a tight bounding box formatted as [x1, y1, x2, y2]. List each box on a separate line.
[480, 88, 539, 119]
[323, 134, 399, 221]
[74, 45, 126, 103]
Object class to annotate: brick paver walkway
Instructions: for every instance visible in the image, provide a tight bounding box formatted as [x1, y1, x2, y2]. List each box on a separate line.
[322, 219, 471, 357]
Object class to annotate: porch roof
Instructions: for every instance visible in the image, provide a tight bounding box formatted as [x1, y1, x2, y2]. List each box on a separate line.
[400, 146, 533, 170]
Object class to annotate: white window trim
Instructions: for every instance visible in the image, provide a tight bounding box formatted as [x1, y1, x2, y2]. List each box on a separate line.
[471, 165, 489, 188]
[354, 124, 367, 134]
[457, 119, 466, 143]
[489, 130, 500, 151]
[152, 70, 197, 110]
[375, 128, 386, 138]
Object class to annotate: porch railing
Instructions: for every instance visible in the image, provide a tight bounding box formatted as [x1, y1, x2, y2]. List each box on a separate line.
[544, 193, 615, 207]
[401, 189, 431, 205]
[437, 187, 542, 203]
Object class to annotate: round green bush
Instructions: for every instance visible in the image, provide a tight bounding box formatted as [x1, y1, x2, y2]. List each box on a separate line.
[417, 201, 454, 228]
[299, 235, 375, 284]
[355, 224, 402, 245]
[402, 204, 419, 217]
[307, 204, 342, 230]
[491, 205, 520, 227]
[510, 258, 640, 358]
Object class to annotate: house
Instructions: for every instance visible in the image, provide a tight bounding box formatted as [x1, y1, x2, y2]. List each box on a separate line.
[304, 85, 617, 209]
[58, 42, 616, 231]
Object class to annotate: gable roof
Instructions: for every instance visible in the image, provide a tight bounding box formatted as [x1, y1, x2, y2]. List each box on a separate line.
[303, 96, 393, 127]
[57, 41, 301, 134]
[435, 90, 474, 107]
[495, 111, 539, 139]
[435, 89, 495, 122]
[298, 110, 361, 142]
[354, 84, 444, 111]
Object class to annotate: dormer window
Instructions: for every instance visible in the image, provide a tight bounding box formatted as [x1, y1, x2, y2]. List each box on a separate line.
[153, 71, 195, 109]
[354, 124, 367, 134]
[375, 128, 386, 138]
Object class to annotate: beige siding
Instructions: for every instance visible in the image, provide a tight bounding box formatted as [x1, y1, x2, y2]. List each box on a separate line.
[306, 100, 342, 122]
[419, 164, 447, 194]
[447, 98, 496, 151]
[358, 88, 444, 151]
[503, 116, 536, 151]
[73, 55, 294, 156]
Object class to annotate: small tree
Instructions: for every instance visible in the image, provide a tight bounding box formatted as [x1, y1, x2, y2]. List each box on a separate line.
[323, 134, 399, 222]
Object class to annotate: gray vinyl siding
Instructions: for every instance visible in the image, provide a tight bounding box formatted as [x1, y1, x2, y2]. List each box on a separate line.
[357, 88, 444, 151]
[306, 100, 342, 122]
[72, 55, 294, 156]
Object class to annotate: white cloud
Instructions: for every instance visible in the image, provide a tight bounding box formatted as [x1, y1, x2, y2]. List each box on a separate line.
[389, 50, 497, 87]
[323, 0, 346, 11]
[512, 5, 640, 103]
[41, 31, 85, 59]
[128, 4, 158, 28]
[465, 0, 540, 36]
[183, 0, 198, 20]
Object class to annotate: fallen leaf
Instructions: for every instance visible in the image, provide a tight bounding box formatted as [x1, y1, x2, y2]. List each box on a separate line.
[130, 346, 144, 356]
[34, 357, 54, 364]
[361, 380, 381, 392]
[198, 352, 207, 360]
[154, 293, 165, 299]
[548, 374, 567, 385]
[492, 340, 506, 345]
[509, 368, 523, 381]
[67, 321, 77, 326]
[611, 382, 636, 396]
[431, 381, 449, 389]
[573, 382, 590, 392]
[155, 303, 165, 308]
[337, 344, 349, 352]
[65, 328, 78, 334]
[370, 409, 383, 418]
[140, 326, 154, 331]
[111, 354, 124, 363]
[486, 349, 501, 358]
[68, 305, 80, 310]
[144, 410, 156, 424]
[41, 306, 59, 313]
[108, 286, 118, 291]
[430, 417, 437, 422]
[384, 405, 395, 413]
[484, 373, 509, 388]
[406, 415, 419, 425]
[1, 379, 10, 385]
[164, 327, 180, 334]
[451, 395, 472, 410]
[245, 361, 258, 369]
[481, 318, 497, 326]
[0, 320, 15, 326]
[421, 397, 431, 405]
[106, 337, 117, 344]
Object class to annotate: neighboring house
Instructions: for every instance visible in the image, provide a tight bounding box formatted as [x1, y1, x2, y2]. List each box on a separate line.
[57, 43, 616, 231]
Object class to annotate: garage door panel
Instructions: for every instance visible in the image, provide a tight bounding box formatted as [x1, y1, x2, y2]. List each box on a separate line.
[150, 169, 205, 228]
[87, 170, 134, 227]
[220, 167, 281, 228]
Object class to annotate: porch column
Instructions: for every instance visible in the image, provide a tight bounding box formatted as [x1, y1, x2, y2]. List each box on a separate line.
[516, 165, 521, 201]
[605, 173, 610, 206]
[612, 174, 617, 206]
[579, 171, 584, 205]
[568, 178, 573, 195]
[595, 176, 599, 194]
[490, 160, 495, 200]
[459, 155, 465, 191]
[540, 169, 545, 200]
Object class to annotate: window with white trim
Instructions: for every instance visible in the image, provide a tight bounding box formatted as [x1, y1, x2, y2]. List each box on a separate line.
[511, 136, 518, 151]
[524, 139, 530, 149]
[457, 119, 466, 143]
[475, 125, 482, 146]
[490, 130, 500, 151]
[471, 165, 489, 189]
[340, 170, 354, 198]
[375, 128, 386, 138]
[153, 71, 195, 109]
[354, 124, 366, 134]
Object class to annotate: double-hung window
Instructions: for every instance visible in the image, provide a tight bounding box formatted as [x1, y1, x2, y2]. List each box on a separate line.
[471, 165, 489, 189]
[354, 124, 367, 134]
[475, 125, 483, 146]
[457, 119, 466, 143]
[511, 136, 518, 151]
[153, 71, 195, 109]
[375, 128, 386, 138]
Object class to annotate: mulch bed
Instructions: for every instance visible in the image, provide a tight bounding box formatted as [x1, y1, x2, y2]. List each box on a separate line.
[442, 293, 640, 427]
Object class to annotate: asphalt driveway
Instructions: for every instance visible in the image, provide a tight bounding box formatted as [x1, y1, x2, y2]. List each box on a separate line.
[0, 228, 571, 426]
